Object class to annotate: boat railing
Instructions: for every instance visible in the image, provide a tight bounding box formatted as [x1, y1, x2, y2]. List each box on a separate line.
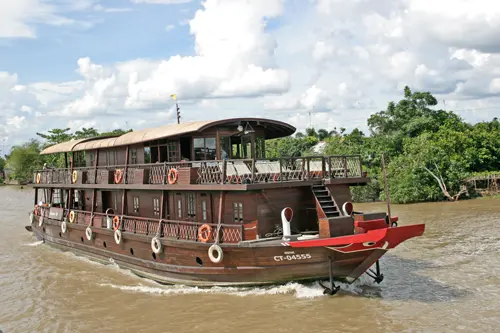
[33, 155, 364, 186]
[51, 209, 243, 243]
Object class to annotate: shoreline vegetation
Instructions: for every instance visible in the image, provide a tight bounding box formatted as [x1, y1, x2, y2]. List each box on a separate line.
[2, 87, 499, 204]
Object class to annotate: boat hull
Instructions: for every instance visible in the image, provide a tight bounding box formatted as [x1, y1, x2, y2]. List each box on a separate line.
[31, 218, 391, 286]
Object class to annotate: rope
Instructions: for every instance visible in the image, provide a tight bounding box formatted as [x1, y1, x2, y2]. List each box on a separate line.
[155, 219, 162, 238]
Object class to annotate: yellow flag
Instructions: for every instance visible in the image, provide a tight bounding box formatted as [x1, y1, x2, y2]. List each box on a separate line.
[170, 94, 177, 101]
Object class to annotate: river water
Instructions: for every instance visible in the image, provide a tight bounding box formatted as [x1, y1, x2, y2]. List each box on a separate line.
[0, 186, 499, 333]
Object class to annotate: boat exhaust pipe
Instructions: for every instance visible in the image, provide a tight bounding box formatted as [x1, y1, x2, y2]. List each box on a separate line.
[281, 207, 293, 240]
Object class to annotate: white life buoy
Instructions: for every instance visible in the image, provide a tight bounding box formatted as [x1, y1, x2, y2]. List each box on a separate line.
[151, 236, 162, 254]
[114, 230, 122, 245]
[208, 244, 223, 263]
[61, 221, 67, 234]
[85, 227, 93, 241]
[38, 215, 44, 227]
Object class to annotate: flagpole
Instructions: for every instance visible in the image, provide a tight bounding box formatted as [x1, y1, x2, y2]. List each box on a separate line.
[176, 101, 180, 124]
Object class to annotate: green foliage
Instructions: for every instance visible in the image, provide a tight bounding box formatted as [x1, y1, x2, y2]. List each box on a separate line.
[6, 139, 44, 181]
[266, 136, 319, 158]
[0, 156, 5, 172]
[74, 127, 99, 139]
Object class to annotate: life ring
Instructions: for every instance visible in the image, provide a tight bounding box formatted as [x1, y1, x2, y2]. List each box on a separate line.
[114, 229, 122, 245]
[208, 244, 223, 263]
[61, 221, 67, 234]
[72, 170, 78, 184]
[167, 168, 178, 185]
[36, 173, 41, 184]
[114, 169, 123, 184]
[112, 216, 121, 231]
[85, 227, 93, 241]
[198, 224, 212, 243]
[34, 205, 39, 216]
[151, 236, 162, 254]
[68, 211, 76, 223]
[38, 215, 44, 227]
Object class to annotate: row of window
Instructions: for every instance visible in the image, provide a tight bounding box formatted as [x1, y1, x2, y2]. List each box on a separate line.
[130, 194, 244, 223]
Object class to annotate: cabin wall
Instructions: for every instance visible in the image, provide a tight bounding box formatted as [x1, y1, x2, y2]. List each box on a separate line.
[257, 188, 317, 237]
[97, 147, 127, 167]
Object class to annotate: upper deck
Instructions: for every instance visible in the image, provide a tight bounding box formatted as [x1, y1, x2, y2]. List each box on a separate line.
[33, 118, 368, 189]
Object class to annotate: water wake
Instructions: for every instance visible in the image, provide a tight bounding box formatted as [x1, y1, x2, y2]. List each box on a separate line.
[99, 276, 376, 299]
[22, 241, 44, 247]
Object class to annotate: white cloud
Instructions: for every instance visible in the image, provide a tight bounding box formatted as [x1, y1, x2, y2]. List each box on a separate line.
[3, 0, 500, 148]
[165, 24, 175, 32]
[131, 0, 192, 4]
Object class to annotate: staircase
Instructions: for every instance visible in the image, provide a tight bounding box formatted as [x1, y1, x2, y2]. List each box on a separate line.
[312, 184, 340, 218]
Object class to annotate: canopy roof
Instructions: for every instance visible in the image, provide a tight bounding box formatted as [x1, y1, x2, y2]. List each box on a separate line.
[40, 118, 296, 155]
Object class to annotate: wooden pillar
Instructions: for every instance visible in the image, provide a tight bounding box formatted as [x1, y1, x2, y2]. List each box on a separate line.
[124, 146, 130, 184]
[216, 129, 221, 160]
[217, 191, 225, 225]
[160, 190, 165, 219]
[64, 153, 68, 169]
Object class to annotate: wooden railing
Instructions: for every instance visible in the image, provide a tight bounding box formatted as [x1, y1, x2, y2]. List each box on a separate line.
[33, 155, 364, 186]
[37, 209, 243, 243]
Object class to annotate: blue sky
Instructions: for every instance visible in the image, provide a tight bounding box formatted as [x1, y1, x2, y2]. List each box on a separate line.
[1, 0, 500, 153]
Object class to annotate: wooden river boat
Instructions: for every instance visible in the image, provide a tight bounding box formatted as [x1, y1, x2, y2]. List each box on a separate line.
[27, 118, 424, 294]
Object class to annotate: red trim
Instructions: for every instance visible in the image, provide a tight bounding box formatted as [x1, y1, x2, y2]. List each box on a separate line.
[289, 224, 425, 252]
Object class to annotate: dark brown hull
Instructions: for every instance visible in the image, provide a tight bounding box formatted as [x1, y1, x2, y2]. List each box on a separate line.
[32, 218, 386, 286]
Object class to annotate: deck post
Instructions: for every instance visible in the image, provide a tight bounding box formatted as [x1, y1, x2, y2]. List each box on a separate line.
[221, 160, 227, 184]
[124, 146, 129, 184]
[251, 159, 256, 183]
[217, 191, 225, 242]
[306, 157, 310, 180]
[279, 159, 283, 182]
[358, 155, 363, 177]
[343, 156, 348, 178]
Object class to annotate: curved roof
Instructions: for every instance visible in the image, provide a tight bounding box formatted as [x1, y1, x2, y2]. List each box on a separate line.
[40, 118, 295, 155]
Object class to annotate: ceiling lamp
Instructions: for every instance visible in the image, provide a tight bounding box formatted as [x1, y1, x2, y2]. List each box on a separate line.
[237, 125, 244, 132]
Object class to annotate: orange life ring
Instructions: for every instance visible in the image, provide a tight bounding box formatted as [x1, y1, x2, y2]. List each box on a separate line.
[114, 169, 123, 184]
[198, 224, 212, 243]
[68, 210, 76, 223]
[112, 216, 121, 231]
[36, 173, 41, 184]
[72, 170, 78, 183]
[167, 168, 178, 185]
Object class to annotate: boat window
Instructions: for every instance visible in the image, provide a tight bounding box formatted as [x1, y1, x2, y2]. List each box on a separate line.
[219, 136, 230, 159]
[89, 152, 95, 167]
[233, 202, 243, 222]
[144, 147, 152, 164]
[130, 148, 137, 164]
[133, 196, 140, 214]
[231, 135, 252, 159]
[242, 135, 252, 159]
[187, 193, 196, 218]
[168, 141, 179, 162]
[201, 200, 207, 221]
[255, 137, 265, 159]
[52, 189, 61, 206]
[153, 198, 160, 216]
[74, 151, 86, 167]
[194, 138, 217, 161]
[177, 198, 182, 219]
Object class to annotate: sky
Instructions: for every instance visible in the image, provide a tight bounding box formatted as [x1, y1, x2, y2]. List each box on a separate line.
[1, 0, 500, 154]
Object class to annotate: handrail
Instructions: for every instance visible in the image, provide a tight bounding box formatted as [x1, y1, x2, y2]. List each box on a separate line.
[33, 155, 364, 185]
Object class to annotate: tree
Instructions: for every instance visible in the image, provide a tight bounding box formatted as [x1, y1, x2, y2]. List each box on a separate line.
[6, 140, 44, 182]
[74, 127, 99, 139]
[317, 129, 330, 141]
[36, 128, 73, 146]
[100, 129, 132, 137]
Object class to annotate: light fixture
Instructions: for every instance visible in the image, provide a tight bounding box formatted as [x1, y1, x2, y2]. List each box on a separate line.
[243, 122, 255, 135]
[237, 125, 244, 132]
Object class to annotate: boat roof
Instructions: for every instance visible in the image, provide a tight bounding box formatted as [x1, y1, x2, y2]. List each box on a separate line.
[40, 118, 296, 155]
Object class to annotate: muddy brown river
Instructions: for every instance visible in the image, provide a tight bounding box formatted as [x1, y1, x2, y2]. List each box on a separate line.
[0, 186, 499, 332]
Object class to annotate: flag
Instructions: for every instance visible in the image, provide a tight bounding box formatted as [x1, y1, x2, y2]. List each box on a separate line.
[170, 94, 177, 101]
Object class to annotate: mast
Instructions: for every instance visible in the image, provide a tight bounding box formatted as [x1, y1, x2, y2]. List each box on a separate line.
[171, 94, 180, 124]
[381, 153, 392, 226]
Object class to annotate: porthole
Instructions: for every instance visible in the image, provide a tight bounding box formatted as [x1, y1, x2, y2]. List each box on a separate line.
[152, 252, 157, 260]
[130, 248, 134, 256]
[80, 237, 84, 243]
[196, 257, 203, 266]
[59, 232, 62, 237]
[103, 241, 107, 248]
